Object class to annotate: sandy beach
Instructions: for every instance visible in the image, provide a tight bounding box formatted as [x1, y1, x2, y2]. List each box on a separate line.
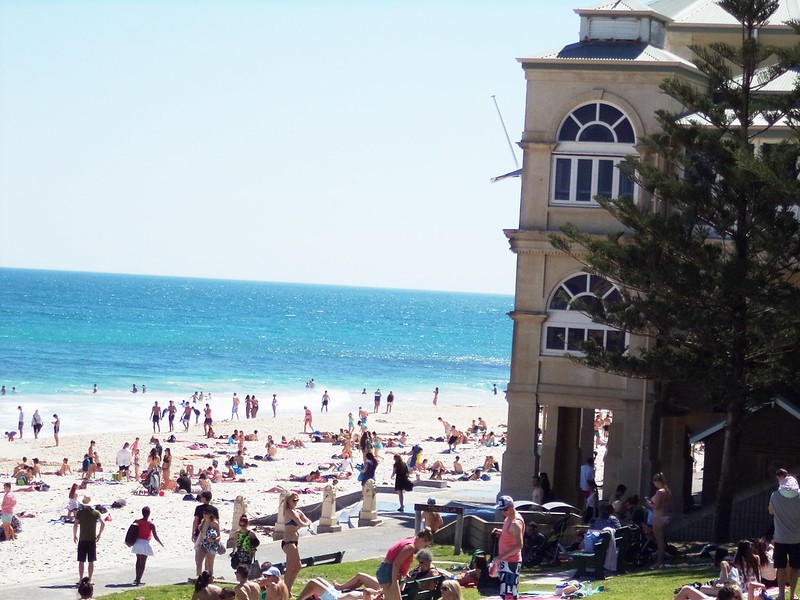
[0, 396, 508, 586]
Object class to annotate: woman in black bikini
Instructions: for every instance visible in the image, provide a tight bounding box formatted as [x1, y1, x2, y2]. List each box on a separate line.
[282, 492, 313, 595]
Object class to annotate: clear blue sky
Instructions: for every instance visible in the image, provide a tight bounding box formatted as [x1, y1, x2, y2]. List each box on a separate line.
[0, 0, 578, 295]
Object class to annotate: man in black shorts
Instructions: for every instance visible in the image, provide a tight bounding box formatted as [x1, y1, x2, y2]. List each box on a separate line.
[73, 495, 105, 583]
[769, 468, 800, 600]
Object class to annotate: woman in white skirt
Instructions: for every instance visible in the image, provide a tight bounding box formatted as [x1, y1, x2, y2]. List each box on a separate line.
[131, 506, 164, 585]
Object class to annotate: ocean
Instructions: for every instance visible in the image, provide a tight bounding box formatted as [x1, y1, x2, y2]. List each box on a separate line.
[0, 268, 513, 434]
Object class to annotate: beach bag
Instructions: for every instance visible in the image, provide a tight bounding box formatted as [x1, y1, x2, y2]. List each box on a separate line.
[125, 522, 138, 547]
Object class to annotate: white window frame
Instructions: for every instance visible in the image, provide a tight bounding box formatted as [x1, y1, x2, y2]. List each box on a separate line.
[541, 273, 628, 357]
[550, 150, 635, 206]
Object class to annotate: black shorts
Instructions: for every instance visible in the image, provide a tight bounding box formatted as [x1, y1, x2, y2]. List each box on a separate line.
[774, 542, 800, 569]
[77, 540, 97, 562]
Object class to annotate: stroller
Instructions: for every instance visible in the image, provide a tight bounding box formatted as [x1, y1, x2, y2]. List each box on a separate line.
[143, 469, 161, 496]
[522, 514, 571, 566]
[624, 522, 657, 567]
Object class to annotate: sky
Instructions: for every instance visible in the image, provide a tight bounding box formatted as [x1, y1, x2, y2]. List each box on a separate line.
[0, 0, 578, 295]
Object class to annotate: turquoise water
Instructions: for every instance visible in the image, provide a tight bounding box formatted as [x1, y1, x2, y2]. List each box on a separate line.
[0, 268, 512, 433]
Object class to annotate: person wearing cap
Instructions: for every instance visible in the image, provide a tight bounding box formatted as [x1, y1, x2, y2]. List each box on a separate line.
[769, 468, 800, 600]
[491, 496, 525, 600]
[73, 495, 105, 584]
[422, 498, 444, 533]
[258, 566, 289, 600]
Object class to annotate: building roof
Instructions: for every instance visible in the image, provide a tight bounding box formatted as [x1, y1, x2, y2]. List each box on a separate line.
[689, 395, 800, 444]
[576, 0, 667, 17]
[522, 40, 697, 68]
[648, 0, 800, 26]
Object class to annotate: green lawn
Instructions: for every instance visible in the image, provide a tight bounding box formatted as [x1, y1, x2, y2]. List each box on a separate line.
[97, 548, 717, 599]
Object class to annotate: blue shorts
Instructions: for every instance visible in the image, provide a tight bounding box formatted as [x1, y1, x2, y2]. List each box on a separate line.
[1, 514, 12, 524]
[376, 561, 393, 585]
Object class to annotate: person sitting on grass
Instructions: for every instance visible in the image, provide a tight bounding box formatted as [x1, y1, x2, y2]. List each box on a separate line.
[454, 553, 488, 588]
[191, 570, 236, 600]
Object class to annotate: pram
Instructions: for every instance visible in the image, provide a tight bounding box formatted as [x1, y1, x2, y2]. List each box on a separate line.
[624, 522, 657, 567]
[142, 469, 161, 496]
[522, 513, 571, 566]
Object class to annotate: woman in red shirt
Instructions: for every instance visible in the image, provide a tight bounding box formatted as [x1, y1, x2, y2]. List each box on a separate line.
[376, 529, 434, 600]
[131, 506, 164, 585]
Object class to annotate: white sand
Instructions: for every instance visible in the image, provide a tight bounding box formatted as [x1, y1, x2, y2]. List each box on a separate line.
[0, 399, 507, 585]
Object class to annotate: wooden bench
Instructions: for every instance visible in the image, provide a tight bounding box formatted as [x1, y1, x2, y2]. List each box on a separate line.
[571, 531, 611, 580]
[402, 574, 446, 600]
[273, 551, 346, 573]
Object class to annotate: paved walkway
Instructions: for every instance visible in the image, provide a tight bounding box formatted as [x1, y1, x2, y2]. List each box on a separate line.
[8, 481, 501, 598]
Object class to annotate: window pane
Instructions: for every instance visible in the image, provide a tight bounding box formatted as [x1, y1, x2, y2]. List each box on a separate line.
[573, 104, 596, 125]
[599, 103, 623, 126]
[546, 327, 566, 350]
[558, 117, 580, 142]
[550, 287, 571, 310]
[567, 328, 585, 351]
[597, 160, 614, 197]
[587, 329, 605, 346]
[606, 330, 625, 352]
[576, 159, 593, 202]
[571, 294, 600, 314]
[554, 158, 572, 200]
[605, 289, 622, 304]
[564, 274, 588, 296]
[615, 119, 635, 143]
[579, 124, 615, 143]
[618, 170, 634, 199]
[590, 276, 612, 296]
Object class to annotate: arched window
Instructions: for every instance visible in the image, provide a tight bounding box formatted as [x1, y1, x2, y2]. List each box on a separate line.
[543, 273, 627, 355]
[551, 102, 636, 206]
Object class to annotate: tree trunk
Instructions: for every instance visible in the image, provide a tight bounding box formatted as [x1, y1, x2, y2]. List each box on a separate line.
[711, 401, 744, 543]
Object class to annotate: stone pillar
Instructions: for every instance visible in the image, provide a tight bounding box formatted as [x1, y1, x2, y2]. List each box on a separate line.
[358, 480, 382, 527]
[501, 307, 546, 501]
[229, 495, 248, 546]
[317, 484, 342, 533]
[272, 491, 287, 541]
[552, 406, 584, 507]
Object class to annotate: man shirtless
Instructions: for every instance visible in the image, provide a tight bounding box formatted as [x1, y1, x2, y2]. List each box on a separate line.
[259, 566, 290, 600]
[235, 564, 261, 599]
[150, 402, 161, 433]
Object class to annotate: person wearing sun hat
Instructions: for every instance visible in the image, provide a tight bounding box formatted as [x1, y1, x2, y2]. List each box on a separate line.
[491, 495, 525, 600]
[73, 495, 105, 584]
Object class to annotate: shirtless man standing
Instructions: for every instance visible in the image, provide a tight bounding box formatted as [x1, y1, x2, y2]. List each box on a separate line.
[232, 393, 240, 420]
[150, 402, 161, 433]
[203, 404, 213, 436]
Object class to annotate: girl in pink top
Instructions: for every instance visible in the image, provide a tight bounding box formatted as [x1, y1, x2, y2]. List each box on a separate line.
[376, 529, 434, 600]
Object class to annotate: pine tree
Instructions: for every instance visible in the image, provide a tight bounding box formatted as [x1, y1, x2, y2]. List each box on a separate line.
[550, 0, 800, 542]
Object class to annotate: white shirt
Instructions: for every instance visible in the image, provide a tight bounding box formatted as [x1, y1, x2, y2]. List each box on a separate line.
[116, 447, 133, 467]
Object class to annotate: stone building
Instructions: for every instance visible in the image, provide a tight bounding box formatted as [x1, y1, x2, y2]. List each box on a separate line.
[501, 0, 800, 512]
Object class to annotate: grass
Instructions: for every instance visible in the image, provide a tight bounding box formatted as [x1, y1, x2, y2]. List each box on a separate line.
[96, 548, 718, 599]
